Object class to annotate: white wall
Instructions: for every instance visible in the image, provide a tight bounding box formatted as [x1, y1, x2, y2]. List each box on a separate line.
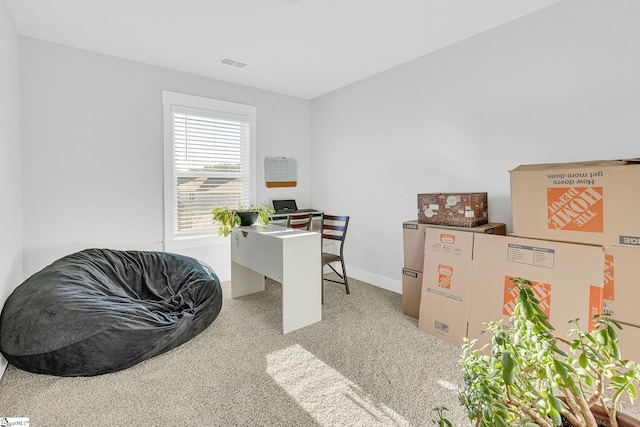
[310, 0, 640, 293]
[0, 0, 23, 374]
[20, 38, 310, 280]
[15, 0, 640, 296]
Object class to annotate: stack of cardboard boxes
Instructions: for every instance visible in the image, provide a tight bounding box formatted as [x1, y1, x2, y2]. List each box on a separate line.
[401, 192, 506, 325]
[402, 192, 493, 319]
[509, 159, 640, 361]
[401, 221, 429, 319]
[402, 219, 506, 320]
[403, 160, 640, 362]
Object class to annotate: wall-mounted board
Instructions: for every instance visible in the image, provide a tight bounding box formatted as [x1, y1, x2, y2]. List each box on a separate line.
[265, 157, 297, 187]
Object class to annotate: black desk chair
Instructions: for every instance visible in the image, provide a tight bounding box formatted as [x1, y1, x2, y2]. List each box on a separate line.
[286, 213, 313, 231]
[321, 215, 350, 301]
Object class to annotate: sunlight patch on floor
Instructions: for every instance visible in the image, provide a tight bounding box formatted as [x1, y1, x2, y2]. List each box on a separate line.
[266, 344, 411, 426]
[437, 379, 459, 392]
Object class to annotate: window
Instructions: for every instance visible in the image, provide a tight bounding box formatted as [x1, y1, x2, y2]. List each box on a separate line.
[162, 91, 256, 248]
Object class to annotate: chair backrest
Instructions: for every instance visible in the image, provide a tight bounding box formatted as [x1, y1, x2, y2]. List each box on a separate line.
[321, 215, 349, 251]
[286, 213, 313, 231]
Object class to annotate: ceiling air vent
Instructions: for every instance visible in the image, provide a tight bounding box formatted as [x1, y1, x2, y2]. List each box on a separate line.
[218, 57, 248, 69]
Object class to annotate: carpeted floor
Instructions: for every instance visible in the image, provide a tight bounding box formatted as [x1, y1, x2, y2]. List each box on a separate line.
[1, 276, 639, 426]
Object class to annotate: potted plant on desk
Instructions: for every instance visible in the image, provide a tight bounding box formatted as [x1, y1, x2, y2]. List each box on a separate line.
[211, 203, 275, 237]
[437, 277, 640, 427]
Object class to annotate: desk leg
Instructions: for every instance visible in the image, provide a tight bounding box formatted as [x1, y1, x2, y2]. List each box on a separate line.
[230, 261, 265, 298]
[281, 234, 321, 334]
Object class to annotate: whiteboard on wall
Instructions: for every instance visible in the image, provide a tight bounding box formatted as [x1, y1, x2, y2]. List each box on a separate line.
[264, 157, 297, 187]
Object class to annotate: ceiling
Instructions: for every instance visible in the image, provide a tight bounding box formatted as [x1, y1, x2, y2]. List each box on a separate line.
[5, 0, 564, 99]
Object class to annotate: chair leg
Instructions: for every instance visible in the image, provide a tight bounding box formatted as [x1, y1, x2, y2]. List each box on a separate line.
[326, 263, 350, 295]
[340, 258, 350, 295]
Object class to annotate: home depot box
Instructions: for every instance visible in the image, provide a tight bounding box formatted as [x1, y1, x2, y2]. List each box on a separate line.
[510, 159, 640, 246]
[614, 322, 640, 364]
[468, 234, 604, 348]
[602, 245, 640, 327]
[403, 221, 430, 272]
[417, 193, 488, 227]
[401, 268, 422, 319]
[427, 222, 507, 236]
[419, 227, 476, 346]
[402, 220, 506, 272]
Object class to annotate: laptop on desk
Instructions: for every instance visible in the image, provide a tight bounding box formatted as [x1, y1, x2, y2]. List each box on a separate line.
[272, 199, 318, 214]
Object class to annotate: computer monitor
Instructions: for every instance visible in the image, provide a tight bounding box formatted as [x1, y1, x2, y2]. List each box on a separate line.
[272, 199, 298, 213]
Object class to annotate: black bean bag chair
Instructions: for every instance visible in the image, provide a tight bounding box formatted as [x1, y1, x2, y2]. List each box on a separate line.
[0, 248, 222, 376]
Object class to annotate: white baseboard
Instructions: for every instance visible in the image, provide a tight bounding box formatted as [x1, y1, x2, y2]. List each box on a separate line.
[347, 267, 401, 294]
[221, 266, 400, 294]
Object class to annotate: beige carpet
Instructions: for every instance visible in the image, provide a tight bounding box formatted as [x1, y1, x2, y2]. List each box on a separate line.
[1, 276, 638, 426]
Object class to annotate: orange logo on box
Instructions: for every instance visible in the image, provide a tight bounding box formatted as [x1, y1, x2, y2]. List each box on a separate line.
[589, 285, 604, 332]
[503, 277, 551, 317]
[440, 234, 455, 244]
[547, 187, 603, 232]
[438, 264, 453, 289]
[603, 254, 615, 300]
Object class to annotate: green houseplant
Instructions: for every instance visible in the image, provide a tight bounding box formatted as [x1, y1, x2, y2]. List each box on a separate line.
[456, 277, 640, 427]
[211, 202, 275, 236]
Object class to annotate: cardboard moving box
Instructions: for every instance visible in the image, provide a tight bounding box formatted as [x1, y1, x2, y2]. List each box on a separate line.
[468, 234, 604, 348]
[401, 268, 422, 319]
[614, 321, 640, 364]
[402, 220, 506, 272]
[417, 193, 488, 227]
[426, 222, 506, 236]
[510, 159, 640, 246]
[402, 221, 430, 272]
[419, 227, 476, 346]
[603, 245, 640, 327]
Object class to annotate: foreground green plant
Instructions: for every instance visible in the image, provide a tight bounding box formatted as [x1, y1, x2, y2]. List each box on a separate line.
[431, 406, 453, 427]
[458, 277, 640, 427]
[211, 202, 275, 236]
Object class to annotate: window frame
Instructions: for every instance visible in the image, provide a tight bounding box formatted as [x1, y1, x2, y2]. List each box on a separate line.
[162, 90, 257, 250]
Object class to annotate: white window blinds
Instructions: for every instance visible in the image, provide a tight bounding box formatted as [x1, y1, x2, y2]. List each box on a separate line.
[163, 91, 256, 242]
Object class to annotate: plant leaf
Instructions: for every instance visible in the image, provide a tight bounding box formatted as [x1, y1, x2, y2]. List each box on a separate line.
[579, 352, 588, 369]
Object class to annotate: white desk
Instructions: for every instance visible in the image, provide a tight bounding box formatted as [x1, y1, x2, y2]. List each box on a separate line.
[230, 224, 321, 333]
